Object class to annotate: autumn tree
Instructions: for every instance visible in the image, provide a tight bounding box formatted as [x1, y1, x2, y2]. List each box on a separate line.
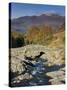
[26, 25, 53, 45]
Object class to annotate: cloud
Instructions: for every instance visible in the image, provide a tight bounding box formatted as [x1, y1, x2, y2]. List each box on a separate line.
[44, 10, 57, 16]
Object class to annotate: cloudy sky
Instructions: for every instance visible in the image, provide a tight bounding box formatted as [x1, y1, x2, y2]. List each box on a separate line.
[9, 3, 65, 19]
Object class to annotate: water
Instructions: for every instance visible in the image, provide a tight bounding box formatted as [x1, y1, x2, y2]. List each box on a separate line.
[25, 59, 51, 86]
[12, 58, 51, 87]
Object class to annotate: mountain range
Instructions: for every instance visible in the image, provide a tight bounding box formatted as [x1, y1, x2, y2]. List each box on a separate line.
[11, 13, 65, 32]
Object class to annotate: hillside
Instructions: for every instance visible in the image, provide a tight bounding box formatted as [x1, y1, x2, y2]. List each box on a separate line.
[49, 31, 64, 48]
[48, 23, 65, 48]
[11, 14, 64, 32]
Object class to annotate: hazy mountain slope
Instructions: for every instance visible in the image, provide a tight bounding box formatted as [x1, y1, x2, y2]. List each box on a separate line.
[11, 14, 64, 32]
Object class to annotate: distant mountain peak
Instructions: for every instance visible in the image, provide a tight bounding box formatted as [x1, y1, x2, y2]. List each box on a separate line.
[44, 12, 60, 16]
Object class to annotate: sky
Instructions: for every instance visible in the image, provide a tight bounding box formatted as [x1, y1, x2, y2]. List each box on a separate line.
[10, 3, 65, 19]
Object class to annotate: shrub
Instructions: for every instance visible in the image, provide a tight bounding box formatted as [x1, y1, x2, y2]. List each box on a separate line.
[11, 31, 25, 48]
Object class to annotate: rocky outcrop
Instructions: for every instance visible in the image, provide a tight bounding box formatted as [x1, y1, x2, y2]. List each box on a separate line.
[10, 45, 65, 86]
[46, 67, 65, 84]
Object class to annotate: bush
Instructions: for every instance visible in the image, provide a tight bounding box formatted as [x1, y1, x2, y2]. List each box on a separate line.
[16, 37, 25, 47]
[11, 31, 25, 48]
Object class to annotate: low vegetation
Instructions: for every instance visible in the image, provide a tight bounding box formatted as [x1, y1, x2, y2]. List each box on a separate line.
[11, 25, 55, 48]
[26, 25, 53, 45]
